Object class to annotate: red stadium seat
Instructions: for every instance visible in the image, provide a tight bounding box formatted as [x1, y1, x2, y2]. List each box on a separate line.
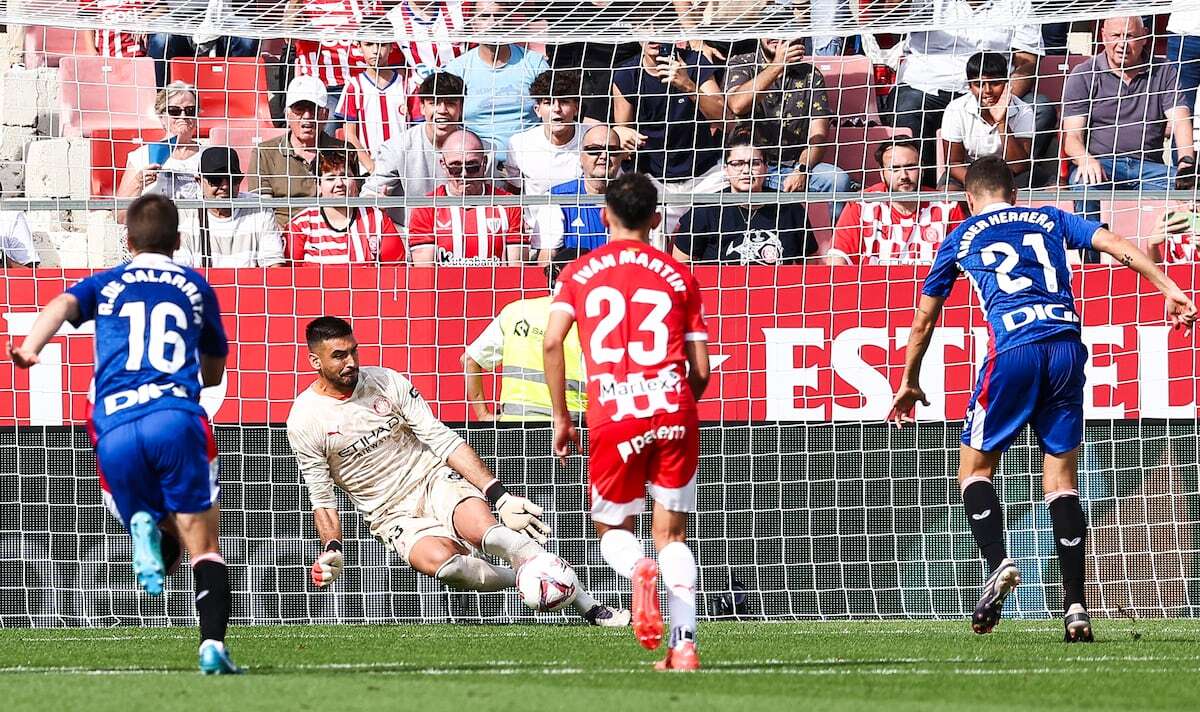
[207, 126, 287, 177]
[23, 26, 96, 69]
[812, 55, 878, 124]
[90, 129, 165, 197]
[59, 56, 160, 137]
[829, 125, 913, 187]
[1032, 54, 1088, 104]
[169, 57, 274, 138]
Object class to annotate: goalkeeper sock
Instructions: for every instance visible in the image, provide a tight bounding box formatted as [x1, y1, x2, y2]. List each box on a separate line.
[481, 524, 543, 569]
[961, 477, 1007, 572]
[192, 553, 231, 643]
[571, 589, 599, 615]
[658, 541, 697, 649]
[435, 554, 516, 592]
[1048, 490, 1088, 611]
[599, 528, 642, 579]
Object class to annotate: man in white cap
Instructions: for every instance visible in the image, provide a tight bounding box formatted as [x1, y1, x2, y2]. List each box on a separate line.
[247, 75, 356, 228]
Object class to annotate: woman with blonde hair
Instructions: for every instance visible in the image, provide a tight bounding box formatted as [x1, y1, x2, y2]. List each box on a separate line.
[115, 81, 203, 222]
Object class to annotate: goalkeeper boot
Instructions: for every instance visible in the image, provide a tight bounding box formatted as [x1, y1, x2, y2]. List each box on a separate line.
[972, 558, 1020, 635]
[199, 640, 244, 675]
[655, 641, 700, 672]
[583, 604, 632, 628]
[1063, 603, 1094, 643]
[129, 511, 165, 596]
[631, 557, 663, 650]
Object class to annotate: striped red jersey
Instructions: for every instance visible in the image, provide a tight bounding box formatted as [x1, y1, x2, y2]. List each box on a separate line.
[82, 0, 146, 57]
[285, 206, 405, 263]
[407, 185, 525, 264]
[336, 71, 409, 155]
[293, 0, 386, 87]
[830, 184, 967, 265]
[1164, 230, 1199, 264]
[388, 0, 469, 117]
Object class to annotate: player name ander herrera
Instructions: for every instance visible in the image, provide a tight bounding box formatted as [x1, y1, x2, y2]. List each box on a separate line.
[957, 209, 1058, 259]
[568, 248, 690, 293]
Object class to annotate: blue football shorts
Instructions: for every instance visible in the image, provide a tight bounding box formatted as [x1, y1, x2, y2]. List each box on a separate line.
[961, 338, 1088, 455]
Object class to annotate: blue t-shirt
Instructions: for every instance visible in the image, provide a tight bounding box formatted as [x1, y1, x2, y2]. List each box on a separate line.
[550, 178, 607, 252]
[445, 45, 549, 163]
[67, 252, 229, 437]
[922, 204, 1100, 354]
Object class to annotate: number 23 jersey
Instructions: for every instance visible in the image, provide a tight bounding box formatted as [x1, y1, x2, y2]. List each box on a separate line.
[922, 203, 1100, 355]
[551, 240, 708, 429]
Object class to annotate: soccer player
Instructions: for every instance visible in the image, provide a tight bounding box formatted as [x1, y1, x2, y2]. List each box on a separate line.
[543, 173, 711, 670]
[890, 156, 1198, 642]
[8, 194, 241, 674]
[286, 316, 629, 627]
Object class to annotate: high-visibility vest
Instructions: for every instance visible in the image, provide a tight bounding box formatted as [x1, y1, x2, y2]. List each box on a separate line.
[497, 296, 587, 421]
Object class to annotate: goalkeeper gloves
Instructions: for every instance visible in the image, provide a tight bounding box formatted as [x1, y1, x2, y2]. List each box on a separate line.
[311, 539, 344, 588]
[484, 479, 551, 544]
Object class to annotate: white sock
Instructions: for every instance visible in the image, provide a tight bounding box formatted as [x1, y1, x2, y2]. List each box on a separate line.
[435, 553, 517, 592]
[571, 588, 599, 614]
[599, 529, 643, 579]
[481, 525, 544, 569]
[659, 541, 697, 649]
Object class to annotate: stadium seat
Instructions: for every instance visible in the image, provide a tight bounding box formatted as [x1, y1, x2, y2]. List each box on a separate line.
[207, 126, 287, 176]
[90, 129, 165, 197]
[812, 55, 877, 124]
[1032, 54, 1088, 104]
[169, 57, 274, 138]
[59, 56, 160, 137]
[23, 26, 95, 69]
[829, 125, 913, 187]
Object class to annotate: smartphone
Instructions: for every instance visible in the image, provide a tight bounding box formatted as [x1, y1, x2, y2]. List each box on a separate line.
[1170, 211, 1200, 231]
[657, 42, 674, 59]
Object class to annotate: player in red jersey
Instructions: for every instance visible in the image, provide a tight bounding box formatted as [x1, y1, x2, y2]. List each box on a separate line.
[543, 173, 711, 671]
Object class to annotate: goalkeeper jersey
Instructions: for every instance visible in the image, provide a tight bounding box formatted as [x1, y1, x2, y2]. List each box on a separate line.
[286, 366, 465, 534]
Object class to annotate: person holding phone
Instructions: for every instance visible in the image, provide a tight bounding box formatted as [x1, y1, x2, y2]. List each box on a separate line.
[1148, 207, 1200, 263]
[115, 81, 203, 223]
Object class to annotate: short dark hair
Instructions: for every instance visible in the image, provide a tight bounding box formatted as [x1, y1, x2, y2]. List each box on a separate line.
[964, 155, 1016, 198]
[604, 173, 658, 229]
[723, 130, 761, 161]
[305, 316, 354, 349]
[126, 194, 180, 254]
[529, 69, 583, 102]
[875, 139, 921, 167]
[417, 72, 465, 102]
[966, 51, 1010, 82]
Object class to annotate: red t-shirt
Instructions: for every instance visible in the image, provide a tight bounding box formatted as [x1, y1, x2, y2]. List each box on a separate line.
[830, 183, 966, 265]
[407, 185, 526, 264]
[550, 240, 708, 429]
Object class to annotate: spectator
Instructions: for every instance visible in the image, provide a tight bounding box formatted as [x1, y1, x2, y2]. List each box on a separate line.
[145, 33, 259, 88]
[724, 37, 854, 222]
[387, 0, 468, 116]
[116, 81, 203, 223]
[0, 195, 39, 268]
[462, 259, 587, 422]
[80, 0, 147, 58]
[940, 51, 1036, 188]
[1064, 16, 1196, 223]
[505, 70, 586, 196]
[408, 130, 526, 265]
[285, 152, 405, 263]
[287, 0, 388, 127]
[338, 39, 409, 173]
[363, 71, 467, 224]
[1168, 11, 1200, 113]
[613, 41, 727, 233]
[886, 0, 1052, 187]
[673, 133, 815, 265]
[1147, 208, 1200, 264]
[444, 0, 549, 164]
[827, 140, 966, 265]
[531, 124, 627, 263]
[176, 147, 286, 268]
[248, 75, 356, 228]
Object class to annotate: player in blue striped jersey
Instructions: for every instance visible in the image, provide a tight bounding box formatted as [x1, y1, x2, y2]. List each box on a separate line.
[9, 195, 241, 674]
[890, 156, 1197, 642]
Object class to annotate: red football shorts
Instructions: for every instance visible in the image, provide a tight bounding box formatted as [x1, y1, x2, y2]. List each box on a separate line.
[587, 410, 699, 525]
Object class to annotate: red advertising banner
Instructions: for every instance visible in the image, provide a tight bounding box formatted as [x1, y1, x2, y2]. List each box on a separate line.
[1, 266, 1197, 425]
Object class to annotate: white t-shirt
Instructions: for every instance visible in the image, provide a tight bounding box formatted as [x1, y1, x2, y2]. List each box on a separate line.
[941, 92, 1035, 160]
[286, 366, 466, 535]
[175, 197, 286, 268]
[125, 143, 202, 200]
[0, 211, 39, 265]
[1168, 10, 1200, 35]
[900, 0, 1044, 95]
[504, 123, 584, 195]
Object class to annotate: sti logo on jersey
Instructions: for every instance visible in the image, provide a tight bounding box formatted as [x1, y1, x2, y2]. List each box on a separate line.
[595, 366, 683, 421]
[1001, 303, 1080, 332]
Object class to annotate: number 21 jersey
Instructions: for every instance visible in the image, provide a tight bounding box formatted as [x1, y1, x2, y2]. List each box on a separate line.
[551, 240, 708, 429]
[922, 203, 1100, 355]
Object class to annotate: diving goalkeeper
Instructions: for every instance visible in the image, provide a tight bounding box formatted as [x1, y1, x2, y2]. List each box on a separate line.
[286, 316, 628, 626]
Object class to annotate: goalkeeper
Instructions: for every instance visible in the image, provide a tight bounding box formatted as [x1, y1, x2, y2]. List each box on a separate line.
[286, 316, 628, 626]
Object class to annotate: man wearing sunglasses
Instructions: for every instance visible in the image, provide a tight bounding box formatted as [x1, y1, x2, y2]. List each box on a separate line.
[408, 130, 527, 265]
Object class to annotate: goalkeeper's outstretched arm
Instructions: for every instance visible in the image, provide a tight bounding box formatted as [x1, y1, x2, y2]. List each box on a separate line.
[1090, 228, 1198, 334]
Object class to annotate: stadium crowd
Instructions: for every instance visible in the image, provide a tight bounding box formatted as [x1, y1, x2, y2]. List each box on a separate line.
[2, 3, 1200, 268]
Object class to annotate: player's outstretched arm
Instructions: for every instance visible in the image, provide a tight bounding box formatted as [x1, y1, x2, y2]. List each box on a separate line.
[311, 507, 345, 588]
[1091, 228, 1199, 335]
[543, 309, 580, 464]
[8, 293, 80, 368]
[889, 294, 946, 427]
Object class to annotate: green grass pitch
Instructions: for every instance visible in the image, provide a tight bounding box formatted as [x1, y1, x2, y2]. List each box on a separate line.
[4, 621, 1200, 711]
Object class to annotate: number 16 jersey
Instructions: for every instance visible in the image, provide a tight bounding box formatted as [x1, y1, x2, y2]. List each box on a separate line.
[551, 240, 708, 429]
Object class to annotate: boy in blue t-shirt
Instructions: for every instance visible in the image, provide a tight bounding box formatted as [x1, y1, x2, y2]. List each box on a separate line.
[891, 156, 1197, 642]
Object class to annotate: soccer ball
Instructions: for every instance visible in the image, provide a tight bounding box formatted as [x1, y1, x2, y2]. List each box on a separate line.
[516, 553, 579, 612]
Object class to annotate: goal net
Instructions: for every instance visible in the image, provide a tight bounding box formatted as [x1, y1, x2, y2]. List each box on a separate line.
[1, 0, 1199, 626]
